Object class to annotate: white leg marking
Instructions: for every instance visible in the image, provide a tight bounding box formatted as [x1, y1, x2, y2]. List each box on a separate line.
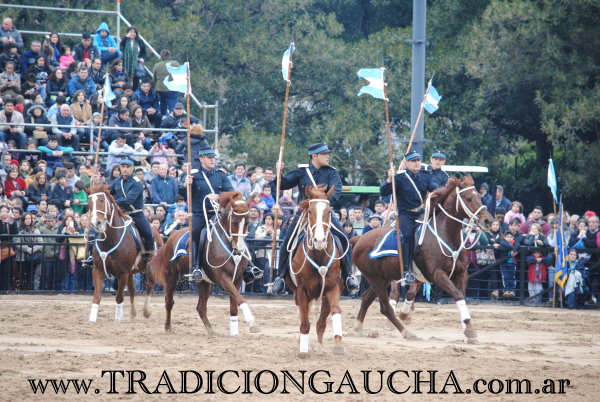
[401, 299, 413, 314]
[299, 333, 309, 353]
[229, 316, 239, 337]
[332, 313, 343, 338]
[89, 303, 99, 322]
[239, 303, 254, 324]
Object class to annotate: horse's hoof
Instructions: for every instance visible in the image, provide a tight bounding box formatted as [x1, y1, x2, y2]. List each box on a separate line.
[399, 313, 411, 324]
[355, 330, 365, 337]
[332, 346, 345, 355]
[467, 337, 480, 345]
[165, 327, 172, 333]
[249, 324, 261, 333]
[206, 328, 216, 337]
[367, 331, 379, 338]
[315, 344, 324, 355]
[297, 352, 309, 359]
[402, 329, 419, 340]
[464, 329, 478, 339]
[143, 310, 151, 319]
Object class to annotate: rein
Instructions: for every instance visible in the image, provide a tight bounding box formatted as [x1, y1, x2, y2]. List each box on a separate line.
[418, 185, 487, 278]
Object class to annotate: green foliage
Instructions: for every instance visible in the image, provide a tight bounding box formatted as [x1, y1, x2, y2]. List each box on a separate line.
[10, 0, 599, 211]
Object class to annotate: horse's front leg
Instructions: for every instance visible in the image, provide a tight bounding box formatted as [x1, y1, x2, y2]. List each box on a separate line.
[388, 280, 400, 312]
[432, 268, 478, 343]
[228, 293, 239, 337]
[89, 267, 104, 322]
[113, 273, 129, 321]
[196, 280, 214, 336]
[399, 282, 422, 324]
[296, 288, 311, 359]
[143, 265, 156, 319]
[355, 285, 377, 336]
[315, 294, 331, 353]
[374, 286, 417, 340]
[127, 273, 136, 321]
[217, 271, 260, 333]
[325, 281, 344, 355]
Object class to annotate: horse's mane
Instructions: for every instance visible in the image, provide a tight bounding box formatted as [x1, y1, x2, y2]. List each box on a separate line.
[87, 184, 129, 221]
[218, 191, 248, 215]
[428, 174, 473, 211]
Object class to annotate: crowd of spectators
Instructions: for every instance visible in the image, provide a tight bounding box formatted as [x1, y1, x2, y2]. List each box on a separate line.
[0, 18, 597, 308]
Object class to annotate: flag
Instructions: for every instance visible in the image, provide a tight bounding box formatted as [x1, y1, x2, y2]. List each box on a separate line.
[547, 159, 558, 203]
[554, 202, 568, 288]
[281, 42, 295, 81]
[357, 68, 386, 100]
[102, 73, 116, 107]
[424, 85, 442, 114]
[163, 62, 190, 94]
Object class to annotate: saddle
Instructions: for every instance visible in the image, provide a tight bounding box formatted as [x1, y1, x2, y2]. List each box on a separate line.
[368, 226, 422, 260]
[169, 227, 207, 262]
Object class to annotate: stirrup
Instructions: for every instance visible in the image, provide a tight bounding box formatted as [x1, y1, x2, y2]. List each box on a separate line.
[186, 268, 204, 283]
[403, 272, 416, 285]
[271, 277, 285, 294]
[243, 266, 264, 284]
[346, 276, 359, 292]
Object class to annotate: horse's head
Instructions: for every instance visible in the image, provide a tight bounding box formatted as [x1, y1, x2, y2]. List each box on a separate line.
[219, 191, 249, 254]
[303, 185, 334, 250]
[431, 175, 492, 230]
[85, 185, 125, 233]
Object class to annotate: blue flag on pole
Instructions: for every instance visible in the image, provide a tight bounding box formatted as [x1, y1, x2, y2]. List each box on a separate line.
[163, 62, 190, 94]
[357, 68, 387, 100]
[424, 85, 442, 114]
[102, 73, 116, 107]
[555, 202, 568, 288]
[547, 159, 558, 203]
[282, 43, 295, 81]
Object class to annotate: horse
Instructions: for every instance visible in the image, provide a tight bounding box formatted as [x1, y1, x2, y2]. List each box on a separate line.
[285, 185, 345, 358]
[85, 184, 163, 322]
[351, 175, 493, 343]
[148, 191, 261, 336]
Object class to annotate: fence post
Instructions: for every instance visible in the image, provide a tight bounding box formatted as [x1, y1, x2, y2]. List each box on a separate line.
[519, 248, 526, 305]
[116, 0, 121, 38]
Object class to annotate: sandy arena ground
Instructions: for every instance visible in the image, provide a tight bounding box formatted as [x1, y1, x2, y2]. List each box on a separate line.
[0, 293, 599, 400]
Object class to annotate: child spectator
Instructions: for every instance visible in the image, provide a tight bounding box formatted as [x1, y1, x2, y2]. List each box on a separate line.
[503, 201, 526, 225]
[72, 180, 87, 214]
[260, 184, 275, 214]
[58, 45, 75, 71]
[4, 166, 26, 199]
[521, 223, 548, 248]
[497, 231, 518, 298]
[37, 135, 73, 176]
[564, 249, 586, 309]
[50, 174, 73, 210]
[525, 250, 551, 303]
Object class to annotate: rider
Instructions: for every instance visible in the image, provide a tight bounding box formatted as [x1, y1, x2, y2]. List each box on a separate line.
[184, 146, 260, 283]
[270, 142, 359, 294]
[381, 150, 437, 284]
[427, 149, 449, 189]
[109, 158, 155, 260]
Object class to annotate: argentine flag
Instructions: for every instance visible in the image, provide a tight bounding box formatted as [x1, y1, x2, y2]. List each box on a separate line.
[102, 73, 116, 107]
[547, 159, 558, 203]
[357, 68, 386, 100]
[164, 62, 190, 94]
[424, 85, 442, 114]
[282, 43, 295, 81]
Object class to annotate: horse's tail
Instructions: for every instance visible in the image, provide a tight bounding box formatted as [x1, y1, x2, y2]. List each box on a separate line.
[148, 242, 169, 288]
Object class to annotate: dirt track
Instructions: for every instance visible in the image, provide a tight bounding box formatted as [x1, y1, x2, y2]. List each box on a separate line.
[0, 293, 598, 400]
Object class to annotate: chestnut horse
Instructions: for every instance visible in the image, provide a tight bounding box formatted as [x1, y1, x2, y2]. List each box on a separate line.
[86, 184, 163, 322]
[286, 186, 344, 358]
[148, 191, 261, 336]
[351, 175, 492, 343]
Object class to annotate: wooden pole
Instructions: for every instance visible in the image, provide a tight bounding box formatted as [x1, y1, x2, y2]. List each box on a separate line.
[268, 42, 294, 294]
[383, 75, 405, 279]
[398, 76, 433, 170]
[92, 100, 106, 186]
[185, 62, 193, 274]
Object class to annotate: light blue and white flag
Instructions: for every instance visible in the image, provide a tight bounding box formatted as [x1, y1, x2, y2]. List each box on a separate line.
[163, 62, 190, 94]
[424, 84, 442, 114]
[102, 73, 116, 107]
[547, 159, 558, 203]
[357, 68, 386, 100]
[282, 42, 295, 81]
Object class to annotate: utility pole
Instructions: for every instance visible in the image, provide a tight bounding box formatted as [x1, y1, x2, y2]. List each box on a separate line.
[409, 0, 427, 156]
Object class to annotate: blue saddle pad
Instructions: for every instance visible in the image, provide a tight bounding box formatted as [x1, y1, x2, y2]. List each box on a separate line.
[369, 229, 402, 259]
[169, 231, 190, 261]
[129, 226, 141, 251]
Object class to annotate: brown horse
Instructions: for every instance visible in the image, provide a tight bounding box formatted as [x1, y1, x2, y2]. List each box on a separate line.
[148, 191, 261, 335]
[286, 185, 344, 358]
[351, 175, 492, 343]
[86, 184, 163, 322]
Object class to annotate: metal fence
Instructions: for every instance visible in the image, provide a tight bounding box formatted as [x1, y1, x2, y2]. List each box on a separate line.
[2, 234, 598, 309]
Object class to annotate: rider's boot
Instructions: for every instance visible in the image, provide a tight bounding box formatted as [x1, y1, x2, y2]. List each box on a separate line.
[271, 247, 290, 294]
[141, 238, 155, 263]
[341, 251, 359, 292]
[188, 240, 203, 283]
[243, 260, 264, 284]
[402, 243, 416, 285]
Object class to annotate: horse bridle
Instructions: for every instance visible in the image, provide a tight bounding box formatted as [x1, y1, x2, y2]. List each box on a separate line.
[436, 186, 488, 228]
[305, 199, 331, 249]
[88, 192, 132, 231]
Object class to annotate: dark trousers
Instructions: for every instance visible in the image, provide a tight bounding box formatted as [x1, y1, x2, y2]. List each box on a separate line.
[130, 211, 155, 251]
[158, 91, 179, 116]
[398, 211, 419, 271]
[192, 214, 208, 268]
[58, 133, 80, 151]
[0, 258, 13, 291]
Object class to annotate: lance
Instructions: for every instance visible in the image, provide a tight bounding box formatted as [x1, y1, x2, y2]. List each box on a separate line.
[185, 62, 193, 275]
[382, 69, 405, 279]
[267, 41, 294, 295]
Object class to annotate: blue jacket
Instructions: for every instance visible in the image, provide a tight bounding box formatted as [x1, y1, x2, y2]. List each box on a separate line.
[93, 22, 118, 55]
[427, 166, 449, 189]
[110, 175, 144, 212]
[50, 184, 74, 208]
[381, 169, 437, 213]
[150, 175, 178, 205]
[67, 75, 97, 97]
[180, 167, 233, 216]
[135, 88, 160, 112]
[270, 163, 342, 204]
[20, 50, 47, 73]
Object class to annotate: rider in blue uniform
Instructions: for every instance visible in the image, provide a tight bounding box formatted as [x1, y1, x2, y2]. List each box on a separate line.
[183, 146, 260, 282]
[380, 150, 437, 284]
[270, 143, 359, 294]
[427, 149, 449, 189]
[110, 158, 155, 260]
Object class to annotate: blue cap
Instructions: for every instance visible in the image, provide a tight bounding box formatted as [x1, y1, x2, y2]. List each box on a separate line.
[308, 143, 332, 155]
[198, 146, 217, 157]
[431, 150, 446, 159]
[119, 158, 134, 166]
[405, 150, 421, 161]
